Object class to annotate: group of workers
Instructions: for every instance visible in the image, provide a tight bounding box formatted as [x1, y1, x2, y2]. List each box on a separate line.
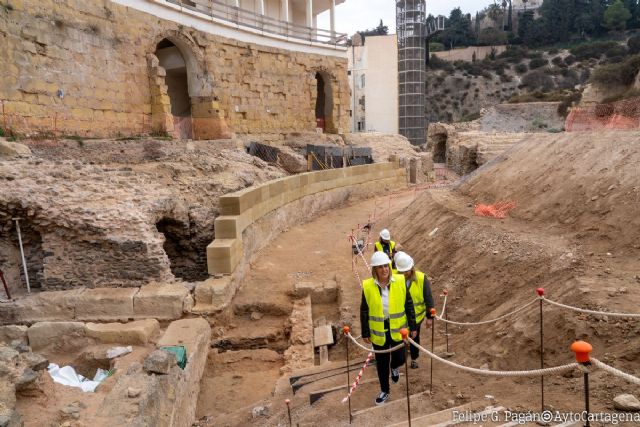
[359, 228, 435, 406]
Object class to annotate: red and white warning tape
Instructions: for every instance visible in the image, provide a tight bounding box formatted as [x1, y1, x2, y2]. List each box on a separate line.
[342, 352, 374, 403]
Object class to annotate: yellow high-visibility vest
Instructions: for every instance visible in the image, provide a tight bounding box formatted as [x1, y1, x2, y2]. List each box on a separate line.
[408, 271, 427, 323]
[374, 240, 396, 256]
[362, 274, 408, 345]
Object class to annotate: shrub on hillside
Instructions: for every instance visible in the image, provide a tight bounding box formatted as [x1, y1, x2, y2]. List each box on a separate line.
[564, 55, 576, 66]
[478, 28, 508, 46]
[558, 69, 579, 89]
[428, 54, 454, 72]
[590, 54, 640, 86]
[514, 63, 528, 74]
[579, 68, 591, 83]
[570, 41, 619, 60]
[521, 70, 555, 91]
[529, 58, 549, 69]
[429, 42, 444, 52]
[526, 51, 543, 60]
[552, 56, 564, 66]
[498, 45, 527, 63]
[628, 34, 640, 54]
[605, 44, 628, 58]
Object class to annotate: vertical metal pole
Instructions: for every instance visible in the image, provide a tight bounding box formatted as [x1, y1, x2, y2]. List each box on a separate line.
[404, 338, 412, 427]
[13, 219, 31, 294]
[444, 312, 449, 353]
[430, 319, 435, 394]
[539, 298, 545, 412]
[345, 330, 352, 424]
[285, 399, 292, 426]
[584, 371, 590, 427]
[0, 270, 11, 300]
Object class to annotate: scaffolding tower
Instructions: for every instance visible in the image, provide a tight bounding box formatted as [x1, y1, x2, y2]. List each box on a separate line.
[396, 0, 426, 146]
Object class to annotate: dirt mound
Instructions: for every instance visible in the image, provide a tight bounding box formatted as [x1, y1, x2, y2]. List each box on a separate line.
[387, 130, 640, 401]
[343, 132, 420, 162]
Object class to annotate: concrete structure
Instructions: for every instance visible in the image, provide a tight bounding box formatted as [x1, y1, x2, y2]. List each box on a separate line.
[0, 0, 350, 140]
[347, 34, 399, 134]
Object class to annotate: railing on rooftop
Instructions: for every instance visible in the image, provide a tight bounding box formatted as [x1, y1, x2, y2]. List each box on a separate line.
[159, 0, 348, 47]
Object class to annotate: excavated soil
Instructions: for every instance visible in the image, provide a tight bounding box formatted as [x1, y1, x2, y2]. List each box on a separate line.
[201, 131, 640, 426]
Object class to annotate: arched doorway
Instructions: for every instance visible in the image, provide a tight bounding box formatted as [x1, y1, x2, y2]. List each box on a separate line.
[315, 71, 334, 133]
[155, 39, 193, 139]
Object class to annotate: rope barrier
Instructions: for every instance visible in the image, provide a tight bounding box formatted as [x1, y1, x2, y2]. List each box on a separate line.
[543, 297, 640, 318]
[341, 352, 374, 403]
[408, 338, 579, 377]
[591, 358, 640, 386]
[346, 332, 405, 354]
[436, 298, 539, 326]
[441, 294, 448, 317]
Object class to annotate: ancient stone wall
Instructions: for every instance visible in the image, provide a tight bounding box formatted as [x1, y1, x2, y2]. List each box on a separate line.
[0, 0, 349, 140]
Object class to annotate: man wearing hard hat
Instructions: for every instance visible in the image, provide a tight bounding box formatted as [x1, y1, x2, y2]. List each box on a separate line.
[374, 228, 401, 270]
[360, 251, 417, 406]
[394, 251, 435, 369]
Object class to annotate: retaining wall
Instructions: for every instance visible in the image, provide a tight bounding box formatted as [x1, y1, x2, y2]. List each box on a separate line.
[195, 161, 407, 312]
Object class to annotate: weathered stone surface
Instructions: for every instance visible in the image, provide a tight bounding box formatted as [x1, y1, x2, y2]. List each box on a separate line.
[143, 349, 176, 375]
[193, 277, 233, 313]
[19, 352, 48, 371]
[313, 325, 334, 347]
[0, 140, 31, 158]
[86, 319, 159, 345]
[27, 321, 86, 351]
[0, 326, 27, 345]
[14, 368, 38, 391]
[9, 290, 83, 324]
[0, 348, 18, 364]
[614, 394, 640, 411]
[293, 280, 338, 304]
[283, 296, 314, 372]
[134, 284, 188, 320]
[75, 288, 137, 321]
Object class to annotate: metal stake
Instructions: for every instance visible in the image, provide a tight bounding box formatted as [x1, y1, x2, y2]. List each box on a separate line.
[584, 371, 590, 427]
[344, 326, 352, 424]
[402, 330, 412, 427]
[13, 219, 30, 294]
[0, 269, 11, 300]
[285, 399, 292, 426]
[430, 308, 436, 394]
[537, 288, 545, 412]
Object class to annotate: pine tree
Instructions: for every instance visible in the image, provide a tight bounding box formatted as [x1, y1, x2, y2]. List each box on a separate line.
[603, 0, 632, 30]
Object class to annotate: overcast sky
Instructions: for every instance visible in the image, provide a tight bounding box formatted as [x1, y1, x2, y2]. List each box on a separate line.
[317, 0, 493, 37]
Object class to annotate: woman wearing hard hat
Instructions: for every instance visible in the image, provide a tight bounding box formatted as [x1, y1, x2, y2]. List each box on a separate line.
[394, 251, 435, 369]
[360, 251, 417, 406]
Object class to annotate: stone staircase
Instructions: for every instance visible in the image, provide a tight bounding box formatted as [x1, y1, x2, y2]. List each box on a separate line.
[473, 133, 527, 166]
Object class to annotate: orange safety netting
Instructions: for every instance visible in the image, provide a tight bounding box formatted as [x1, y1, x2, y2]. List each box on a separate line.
[566, 96, 640, 131]
[474, 201, 517, 219]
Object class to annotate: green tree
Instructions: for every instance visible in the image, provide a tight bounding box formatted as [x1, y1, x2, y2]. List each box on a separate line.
[441, 8, 474, 49]
[603, 0, 632, 30]
[539, 0, 576, 43]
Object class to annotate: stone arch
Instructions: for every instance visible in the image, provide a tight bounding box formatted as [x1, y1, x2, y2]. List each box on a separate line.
[313, 68, 336, 133]
[147, 31, 230, 140]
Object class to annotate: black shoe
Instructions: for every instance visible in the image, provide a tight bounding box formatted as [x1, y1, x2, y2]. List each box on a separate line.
[410, 360, 419, 369]
[391, 368, 400, 383]
[375, 391, 390, 406]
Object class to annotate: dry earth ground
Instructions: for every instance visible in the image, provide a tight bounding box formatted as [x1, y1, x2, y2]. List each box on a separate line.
[202, 131, 640, 426]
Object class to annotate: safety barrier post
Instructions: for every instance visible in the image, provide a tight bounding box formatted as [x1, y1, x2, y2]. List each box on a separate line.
[400, 328, 412, 427]
[430, 308, 436, 394]
[0, 269, 11, 300]
[343, 326, 352, 424]
[443, 290, 450, 353]
[571, 341, 593, 427]
[537, 288, 545, 412]
[285, 398, 292, 426]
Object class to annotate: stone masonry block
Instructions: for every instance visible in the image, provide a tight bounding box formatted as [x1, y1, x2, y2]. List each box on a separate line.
[134, 284, 189, 320]
[207, 238, 242, 275]
[157, 318, 211, 360]
[0, 325, 28, 345]
[193, 277, 234, 312]
[28, 322, 86, 351]
[12, 289, 84, 323]
[75, 288, 138, 322]
[86, 319, 160, 345]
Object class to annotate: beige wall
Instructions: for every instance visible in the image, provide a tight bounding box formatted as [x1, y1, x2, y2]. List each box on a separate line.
[364, 35, 398, 134]
[0, 0, 350, 139]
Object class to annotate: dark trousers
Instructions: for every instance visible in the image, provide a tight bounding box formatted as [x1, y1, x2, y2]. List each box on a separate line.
[410, 320, 423, 361]
[372, 323, 405, 394]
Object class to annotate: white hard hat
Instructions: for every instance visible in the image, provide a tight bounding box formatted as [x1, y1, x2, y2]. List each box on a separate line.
[379, 229, 391, 240]
[370, 251, 391, 267]
[394, 252, 414, 272]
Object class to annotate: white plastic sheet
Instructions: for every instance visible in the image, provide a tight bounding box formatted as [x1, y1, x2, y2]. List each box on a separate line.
[47, 363, 109, 392]
[106, 346, 132, 359]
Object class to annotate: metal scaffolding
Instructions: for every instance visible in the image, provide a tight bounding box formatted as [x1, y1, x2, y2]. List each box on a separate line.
[396, 0, 426, 146]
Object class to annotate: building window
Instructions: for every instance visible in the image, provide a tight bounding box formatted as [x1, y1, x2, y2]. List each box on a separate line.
[360, 74, 365, 88]
[357, 121, 365, 131]
[347, 70, 352, 75]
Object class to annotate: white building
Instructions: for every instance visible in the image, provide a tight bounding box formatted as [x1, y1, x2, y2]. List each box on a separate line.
[347, 34, 398, 134]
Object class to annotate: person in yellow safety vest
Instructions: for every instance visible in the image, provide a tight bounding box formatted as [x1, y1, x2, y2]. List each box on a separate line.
[360, 251, 417, 406]
[394, 251, 435, 369]
[374, 229, 402, 270]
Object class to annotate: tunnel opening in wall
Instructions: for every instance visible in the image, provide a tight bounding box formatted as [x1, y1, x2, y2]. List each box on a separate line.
[155, 39, 193, 140]
[315, 71, 335, 133]
[155, 217, 207, 282]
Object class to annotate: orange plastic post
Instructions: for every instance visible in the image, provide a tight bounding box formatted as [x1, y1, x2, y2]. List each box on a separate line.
[571, 341, 593, 363]
[537, 288, 545, 297]
[343, 325, 350, 335]
[443, 289, 448, 296]
[430, 308, 437, 317]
